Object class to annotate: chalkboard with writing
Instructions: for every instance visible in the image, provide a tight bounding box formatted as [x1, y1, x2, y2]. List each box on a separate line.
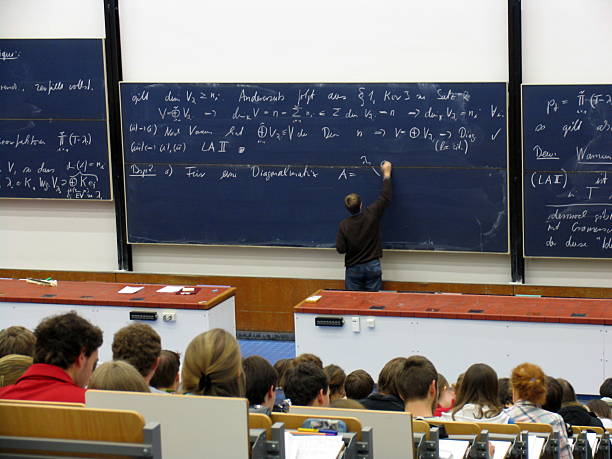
[0, 39, 111, 200]
[523, 84, 612, 258]
[121, 82, 508, 251]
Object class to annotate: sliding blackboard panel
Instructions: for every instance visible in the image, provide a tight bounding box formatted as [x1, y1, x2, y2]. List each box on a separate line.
[121, 82, 508, 251]
[523, 84, 612, 258]
[0, 39, 111, 199]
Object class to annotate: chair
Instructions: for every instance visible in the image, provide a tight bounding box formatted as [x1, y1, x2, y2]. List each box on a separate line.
[0, 400, 161, 458]
[413, 419, 431, 440]
[572, 425, 604, 435]
[476, 422, 521, 436]
[514, 422, 553, 434]
[428, 419, 481, 436]
[249, 412, 273, 438]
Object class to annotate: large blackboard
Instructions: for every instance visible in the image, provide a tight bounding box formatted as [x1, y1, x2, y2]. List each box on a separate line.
[523, 84, 612, 258]
[121, 82, 508, 252]
[0, 39, 111, 199]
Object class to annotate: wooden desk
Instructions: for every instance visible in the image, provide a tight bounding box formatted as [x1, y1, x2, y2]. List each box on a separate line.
[294, 290, 612, 394]
[0, 278, 236, 362]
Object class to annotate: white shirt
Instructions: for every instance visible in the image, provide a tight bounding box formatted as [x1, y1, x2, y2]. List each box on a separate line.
[440, 403, 511, 423]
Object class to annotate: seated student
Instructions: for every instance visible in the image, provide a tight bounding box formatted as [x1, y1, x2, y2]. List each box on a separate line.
[0, 326, 36, 358]
[586, 399, 612, 429]
[242, 355, 278, 414]
[497, 377, 513, 408]
[180, 328, 245, 397]
[0, 354, 33, 387]
[112, 323, 162, 393]
[331, 398, 366, 409]
[0, 312, 102, 403]
[150, 350, 181, 392]
[346, 369, 374, 402]
[360, 359, 404, 411]
[506, 363, 572, 459]
[557, 378, 603, 428]
[283, 362, 330, 407]
[273, 358, 295, 410]
[441, 363, 510, 423]
[542, 376, 563, 413]
[600, 378, 612, 408]
[324, 364, 346, 403]
[395, 355, 438, 418]
[433, 373, 455, 416]
[88, 360, 150, 393]
[294, 353, 323, 369]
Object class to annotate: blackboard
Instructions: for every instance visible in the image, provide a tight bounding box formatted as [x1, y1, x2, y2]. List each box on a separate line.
[121, 82, 508, 252]
[0, 39, 111, 199]
[523, 84, 612, 258]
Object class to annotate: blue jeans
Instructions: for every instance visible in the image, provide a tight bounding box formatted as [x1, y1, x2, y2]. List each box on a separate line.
[345, 259, 382, 291]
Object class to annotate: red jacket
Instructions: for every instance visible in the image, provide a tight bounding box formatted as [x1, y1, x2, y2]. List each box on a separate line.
[0, 363, 85, 403]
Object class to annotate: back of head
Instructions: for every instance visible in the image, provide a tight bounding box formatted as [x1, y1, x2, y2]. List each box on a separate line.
[511, 362, 546, 405]
[0, 326, 36, 358]
[600, 378, 612, 398]
[324, 364, 346, 400]
[331, 398, 365, 409]
[344, 193, 361, 214]
[284, 362, 329, 407]
[498, 378, 513, 407]
[542, 376, 563, 413]
[587, 399, 612, 420]
[181, 328, 244, 397]
[274, 358, 295, 389]
[396, 355, 438, 403]
[34, 312, 103, 369]
[345, 369, 374, 400]
[378, 357, 407, 397]
[294, 353, 323, 369]
[452, 363, 501, 419]
[243, 355, 278, 406]
[150, 350, 181, 389]
[0, 354, 33, 387]
[556, 378, 577, 404]
[112, 323, 161, 378]
[88, 360, 150, 393]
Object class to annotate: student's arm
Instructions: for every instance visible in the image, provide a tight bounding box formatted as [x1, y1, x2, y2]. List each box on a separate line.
[368, 161, 393, 217]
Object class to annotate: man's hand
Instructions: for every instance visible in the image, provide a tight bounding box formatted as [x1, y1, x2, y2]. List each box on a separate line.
[381, 160, 392, 179]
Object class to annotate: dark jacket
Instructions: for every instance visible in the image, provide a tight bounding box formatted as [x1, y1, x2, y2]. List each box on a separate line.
[336, 178, 392, 267]
[558, 404, 604, 428]
[360, 392, 404, 412]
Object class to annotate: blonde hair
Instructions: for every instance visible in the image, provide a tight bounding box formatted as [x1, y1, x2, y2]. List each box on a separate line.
[181, 329, 244, 397]
[0, 354, 33, 387]
[511, 362, 547, 405]
[88, 360, 150, 393]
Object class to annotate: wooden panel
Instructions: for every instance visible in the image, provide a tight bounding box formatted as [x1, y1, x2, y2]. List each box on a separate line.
[514, 285, 612, 299]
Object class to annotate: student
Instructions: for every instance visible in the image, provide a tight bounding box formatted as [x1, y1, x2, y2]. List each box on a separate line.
[0, 312, 102, 403]
[506, 363, 572, 459]
[294, 353, 323, 369]
[497, 377, 513, 408]
[433, 373, 455, 416]
[542, 376, 563, 413]
[283, 362, 330, 407]
[395, 355, 438, 418]
[586, 399, 612, 428]
[0, 326, 36, 358]
[345, 369, 374, 402]
[600, 378, 612, 408]
[324, 364, 346, 402]
[243, 355, 278, 414]
[360, 359, 404, 411]
[0, 354, 33, 387]
[88, 360, 150, 393]
[150, 350, 181, 392]
[336, 160, 392, 291]
[180, 328, 245, 397]
[112, 323, 162, 392]
[556, 378, 603, 428]
[441, 363, 510, 423]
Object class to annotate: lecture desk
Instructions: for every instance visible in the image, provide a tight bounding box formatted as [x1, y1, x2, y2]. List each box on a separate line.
[0, 278, 236, 363]
[294, 290, 612, 395]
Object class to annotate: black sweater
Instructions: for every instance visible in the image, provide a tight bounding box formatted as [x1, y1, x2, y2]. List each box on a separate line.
[336, 178, 392, 267]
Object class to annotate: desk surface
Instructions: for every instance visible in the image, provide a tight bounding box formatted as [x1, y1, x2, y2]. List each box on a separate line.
[294, 290, 612, 325]
[0, 278, 235, 310]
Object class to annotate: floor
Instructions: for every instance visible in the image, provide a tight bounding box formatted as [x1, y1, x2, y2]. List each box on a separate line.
[238, 339, 296, 364]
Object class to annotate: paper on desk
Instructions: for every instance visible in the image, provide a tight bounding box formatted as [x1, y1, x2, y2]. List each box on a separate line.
[490, 440, 512, 459]
[118, 286, 144, 294]
[528, 434, 546, 459]
[439, 439, 470, 459]
[284, 432, 344, 459]
[305, 295, 322, 303]
[156, 286, 184, 293]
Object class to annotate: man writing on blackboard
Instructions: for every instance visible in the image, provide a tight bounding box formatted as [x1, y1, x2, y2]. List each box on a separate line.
[336, 161, 392, 291]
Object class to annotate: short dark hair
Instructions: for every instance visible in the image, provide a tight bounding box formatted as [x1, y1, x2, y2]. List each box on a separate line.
[378, 357, 407, 396]
[542, 376, 563, 413]
[324, 364, 346, 398]
[600, 378, 612, 398]
[344, 193, 361, 214]
[150, 350, 180, 389]
[345, 369, 374, 400]
[498, 377, 513, 406]
[243, 355, 278, 406]
[396, 355, 438, 402]
[0, 326, 36, 358]
[557, 378, 576, 404]
[274, 358, 295, 388]
[284, 362, 328, 407]
[112, 323, 161, 377]
[33, 312, 102, 369]
[294, 353, 323, 369]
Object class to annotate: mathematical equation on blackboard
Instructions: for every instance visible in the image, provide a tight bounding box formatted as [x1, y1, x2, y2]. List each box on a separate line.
[523, 84, 612, 258]
[0, 39, 111, 200]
